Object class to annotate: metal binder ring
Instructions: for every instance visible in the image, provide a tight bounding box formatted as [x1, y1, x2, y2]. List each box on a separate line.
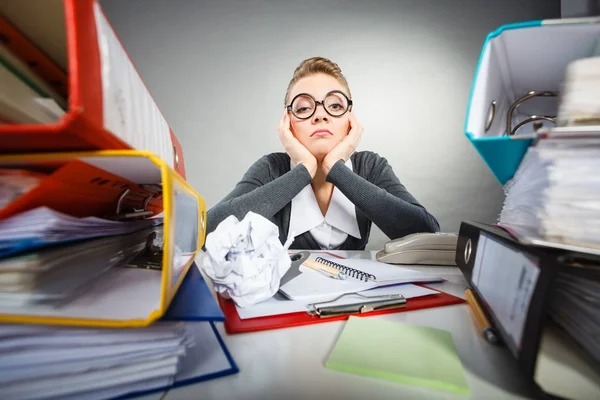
[173, 145, 179, 169]
[504, 91, 556, 136]
[509, 115, 556, 136]
[464, 239, 472, 264]
[485, 101, 496, 132]
[116, 188, 131, 215]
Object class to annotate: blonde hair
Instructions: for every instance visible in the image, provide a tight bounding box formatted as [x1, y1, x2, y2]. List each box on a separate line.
[284, 57, 351, 105]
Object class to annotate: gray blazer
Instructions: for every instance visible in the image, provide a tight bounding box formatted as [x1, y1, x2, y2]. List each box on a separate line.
[206, 151, 440, 250]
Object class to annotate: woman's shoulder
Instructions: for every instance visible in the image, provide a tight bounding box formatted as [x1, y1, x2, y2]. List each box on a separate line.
[244, 152, 291, 177]
[350, 150, 390, 171]
[262, 152, 291, 165]
[350, 150, 400, 182]
[258, 152, 291, 170]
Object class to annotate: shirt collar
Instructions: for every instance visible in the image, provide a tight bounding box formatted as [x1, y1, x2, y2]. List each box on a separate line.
[288, 158, 361, 240]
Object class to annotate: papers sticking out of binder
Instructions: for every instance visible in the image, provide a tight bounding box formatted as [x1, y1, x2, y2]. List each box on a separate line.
[0, 266, 239, 400]
[0, 150, 206, 328]
[0, 321, 191, 399]
[0, 225, 161, 307]
[547, 253, 600, 366]
[499, 127, 600, 255]
[0, 207, 160, 257]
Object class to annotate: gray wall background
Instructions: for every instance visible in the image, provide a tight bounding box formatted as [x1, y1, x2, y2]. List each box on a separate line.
[101, 0, 560, 250]
[561, 0, 600, 17]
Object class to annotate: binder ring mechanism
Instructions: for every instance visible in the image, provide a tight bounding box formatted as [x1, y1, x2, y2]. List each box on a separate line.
[173, 145, 179, 169]
[504, 91, 557, 136]
[114, 184, 162, 220]
[307, 292, 407, 318]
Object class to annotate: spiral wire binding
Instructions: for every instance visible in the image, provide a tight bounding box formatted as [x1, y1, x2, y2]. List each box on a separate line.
[315, 257, 377, 282]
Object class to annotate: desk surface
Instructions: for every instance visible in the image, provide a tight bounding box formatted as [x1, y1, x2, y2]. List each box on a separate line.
[163, 251, 598, 400]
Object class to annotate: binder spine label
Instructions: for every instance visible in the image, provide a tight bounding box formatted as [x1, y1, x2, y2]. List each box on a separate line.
[472, 232, 540, 349]
[93, 3, 174, 167]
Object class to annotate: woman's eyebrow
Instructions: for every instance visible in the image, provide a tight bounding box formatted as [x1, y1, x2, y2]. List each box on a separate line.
[292, 90, 342, 99]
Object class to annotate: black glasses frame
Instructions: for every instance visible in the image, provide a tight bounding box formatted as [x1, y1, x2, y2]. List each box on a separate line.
[286, 90, 353, 120]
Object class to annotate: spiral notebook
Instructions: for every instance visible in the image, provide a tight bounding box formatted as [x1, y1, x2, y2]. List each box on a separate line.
[279, 255, 443, 301]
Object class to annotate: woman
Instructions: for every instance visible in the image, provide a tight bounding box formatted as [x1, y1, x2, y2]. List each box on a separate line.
[207, 56, 440, 250]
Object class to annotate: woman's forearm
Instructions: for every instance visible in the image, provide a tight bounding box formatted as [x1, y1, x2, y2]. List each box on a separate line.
[207, 161, 311, 234]
[326, 160, 440, 238]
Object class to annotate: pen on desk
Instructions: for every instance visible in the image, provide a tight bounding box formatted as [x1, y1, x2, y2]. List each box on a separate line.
[303, 258, 346, 280]
[465, 288, 500, 345]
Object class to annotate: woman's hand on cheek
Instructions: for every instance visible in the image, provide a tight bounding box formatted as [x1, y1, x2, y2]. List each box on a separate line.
[322, 112, 363, 175]
[278, 110, 317, 178]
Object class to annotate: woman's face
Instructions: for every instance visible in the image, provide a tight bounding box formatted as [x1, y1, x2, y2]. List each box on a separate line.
[287, 73, 351, 161]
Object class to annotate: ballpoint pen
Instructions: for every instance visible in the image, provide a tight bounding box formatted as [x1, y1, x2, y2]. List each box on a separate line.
[465, 288, 500, 345]
[302, 258, 346, 280]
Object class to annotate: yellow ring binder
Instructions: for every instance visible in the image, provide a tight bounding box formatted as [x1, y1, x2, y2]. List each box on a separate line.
[0, 150, 206, 328]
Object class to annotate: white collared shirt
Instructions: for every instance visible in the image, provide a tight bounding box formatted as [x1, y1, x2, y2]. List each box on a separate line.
[288, 159, 361, 249]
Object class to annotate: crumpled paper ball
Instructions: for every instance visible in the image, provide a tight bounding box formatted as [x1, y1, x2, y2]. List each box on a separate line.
[201, 211, 293, 307]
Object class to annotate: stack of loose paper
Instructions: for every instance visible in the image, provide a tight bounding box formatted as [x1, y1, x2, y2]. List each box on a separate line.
[547, 259, 600, 369]
[0, 207, 161, 257]
[556, 56, 600, 127]
[499, 130, 600, 371]
[0, 169, 45, 209]
[0, 321, 235, 400]
[499, 130, 600, 253]
[325, 317, 470, 396]
[0, 226, 159, 307]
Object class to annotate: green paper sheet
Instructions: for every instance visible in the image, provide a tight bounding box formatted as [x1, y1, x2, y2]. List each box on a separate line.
[325, 317, 470, 396]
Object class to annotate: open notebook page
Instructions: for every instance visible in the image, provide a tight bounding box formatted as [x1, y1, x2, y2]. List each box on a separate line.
[279, 256, 442, 301]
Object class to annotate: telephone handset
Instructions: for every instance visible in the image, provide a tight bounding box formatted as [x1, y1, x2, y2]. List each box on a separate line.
[376, 232, 458, 266]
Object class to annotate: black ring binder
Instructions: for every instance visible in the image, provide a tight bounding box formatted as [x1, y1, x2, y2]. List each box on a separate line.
[315, 257, 377, 282]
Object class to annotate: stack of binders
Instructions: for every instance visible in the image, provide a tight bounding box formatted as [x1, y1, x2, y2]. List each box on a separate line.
[456, 221, 600, 400]
[462, 16, 600, 400]
[0, 1, 237, 399]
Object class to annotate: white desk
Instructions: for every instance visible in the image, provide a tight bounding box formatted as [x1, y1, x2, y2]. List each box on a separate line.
[163, 251, 597, 400]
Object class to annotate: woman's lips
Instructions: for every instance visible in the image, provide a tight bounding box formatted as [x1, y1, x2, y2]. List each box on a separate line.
[311, 129, 333, 137]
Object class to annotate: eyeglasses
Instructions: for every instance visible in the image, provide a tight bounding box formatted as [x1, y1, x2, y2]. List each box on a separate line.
[286, 90, 353, 120]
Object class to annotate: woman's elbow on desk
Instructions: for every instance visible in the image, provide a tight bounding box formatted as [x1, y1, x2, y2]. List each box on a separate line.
[384, 207, 441, 241]
[422, 210, 441, 233]
[413, 204, 441, 234]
